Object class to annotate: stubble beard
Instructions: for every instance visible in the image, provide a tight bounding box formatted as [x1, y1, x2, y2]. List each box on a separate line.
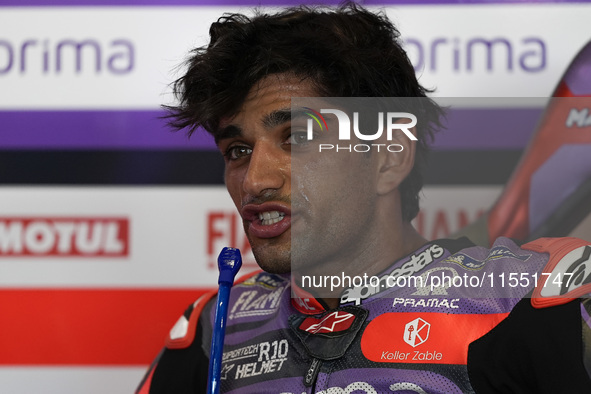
[248, 233, 292, 274]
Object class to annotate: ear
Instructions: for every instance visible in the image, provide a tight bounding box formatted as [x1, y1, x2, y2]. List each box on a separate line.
[376, 125, 417, 195]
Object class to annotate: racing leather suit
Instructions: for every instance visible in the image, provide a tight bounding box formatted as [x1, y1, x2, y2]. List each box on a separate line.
[137, 237, 591, 393]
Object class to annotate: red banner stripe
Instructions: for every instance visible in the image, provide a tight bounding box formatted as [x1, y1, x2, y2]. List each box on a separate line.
[0, 288, 212, 365]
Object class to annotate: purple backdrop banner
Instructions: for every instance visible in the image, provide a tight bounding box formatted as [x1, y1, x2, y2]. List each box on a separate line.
[0, 108, 541, 150]
[0, 110, 216, 150]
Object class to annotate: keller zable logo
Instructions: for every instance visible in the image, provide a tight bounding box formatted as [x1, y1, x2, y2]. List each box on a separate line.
[303, 107, 417, 153]
[404, 318, 430, 347]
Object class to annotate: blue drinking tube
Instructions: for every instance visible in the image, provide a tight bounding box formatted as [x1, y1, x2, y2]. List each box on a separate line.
[207, 247, 242, 394]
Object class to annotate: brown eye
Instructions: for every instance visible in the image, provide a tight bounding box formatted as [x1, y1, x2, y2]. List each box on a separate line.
[288, 132, 310, 146]
[225, 145, 252, 160]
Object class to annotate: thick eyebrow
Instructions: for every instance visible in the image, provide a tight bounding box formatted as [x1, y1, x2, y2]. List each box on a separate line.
[262, 108, 291, 128]
[265, 107, 322, 125]
[216, 108, 293, 145]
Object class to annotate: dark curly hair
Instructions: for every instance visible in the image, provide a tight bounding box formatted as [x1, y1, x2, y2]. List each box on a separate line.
[165, 3, 443, 221]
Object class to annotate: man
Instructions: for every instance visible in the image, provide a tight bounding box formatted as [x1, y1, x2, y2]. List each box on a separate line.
[137, 4, 591, 393]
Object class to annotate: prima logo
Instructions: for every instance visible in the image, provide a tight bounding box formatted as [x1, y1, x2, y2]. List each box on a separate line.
[304, 108, 417, 153]
[405, 36, 546, 73]
[0, 38, 134, 75]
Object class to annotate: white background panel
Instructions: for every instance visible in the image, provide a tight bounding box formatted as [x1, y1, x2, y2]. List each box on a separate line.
[3, 185, 588, 287]
[391, 4, 591, 97]
[0, 367, 146, 394]
[0, 185, 505, 287]
[2, 2, 591, 393]
[1, 5, 591, 108]
[0, 186, 259, 286]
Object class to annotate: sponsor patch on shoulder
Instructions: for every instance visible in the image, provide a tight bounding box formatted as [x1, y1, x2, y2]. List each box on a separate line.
[241, 272, 286, 289]
[522, 238, 591, 308]
[442, 246, 531, 271]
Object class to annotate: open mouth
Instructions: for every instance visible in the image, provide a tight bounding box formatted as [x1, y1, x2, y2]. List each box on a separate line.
[258, 211, 286, 226]
[241, 203, 291, 239]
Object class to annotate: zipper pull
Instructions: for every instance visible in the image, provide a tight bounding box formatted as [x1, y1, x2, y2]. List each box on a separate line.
[304, 357, 322, 387]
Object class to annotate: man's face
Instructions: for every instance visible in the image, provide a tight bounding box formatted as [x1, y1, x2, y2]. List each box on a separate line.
[217, 74, 384, 275]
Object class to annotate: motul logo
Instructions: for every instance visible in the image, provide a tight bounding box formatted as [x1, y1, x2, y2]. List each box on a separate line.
[0, 217, 129, 257]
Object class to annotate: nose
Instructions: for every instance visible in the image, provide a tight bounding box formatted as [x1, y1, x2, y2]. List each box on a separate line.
[242, 141, 287, 197]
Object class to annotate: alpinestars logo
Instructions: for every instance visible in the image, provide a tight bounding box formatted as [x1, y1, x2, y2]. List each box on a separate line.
[404, 318, 430, 348]
[300, 311, 355, 334]
[340, 244, 445, 305]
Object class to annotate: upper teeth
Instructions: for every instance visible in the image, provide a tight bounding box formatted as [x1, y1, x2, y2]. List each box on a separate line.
[258, 211, 285, 225]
